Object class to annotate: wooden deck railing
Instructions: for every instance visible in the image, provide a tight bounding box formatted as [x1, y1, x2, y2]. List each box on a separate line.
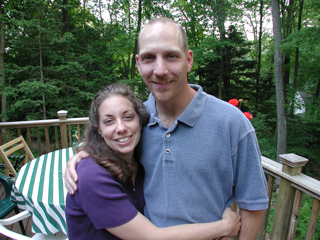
[1, 111, 319, 239]
[0, 111, 88, 156]
[260, 155, 320, 239]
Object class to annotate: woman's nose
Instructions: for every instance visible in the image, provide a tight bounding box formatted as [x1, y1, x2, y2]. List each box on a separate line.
[116, 121, 127, 133]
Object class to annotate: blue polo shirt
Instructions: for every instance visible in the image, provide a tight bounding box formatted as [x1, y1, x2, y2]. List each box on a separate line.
[138, 84, 268, 227]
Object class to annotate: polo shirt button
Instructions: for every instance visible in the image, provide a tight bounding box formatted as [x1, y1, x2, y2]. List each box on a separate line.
[166, 133, 171, 138]
[166, 149, 170, 154]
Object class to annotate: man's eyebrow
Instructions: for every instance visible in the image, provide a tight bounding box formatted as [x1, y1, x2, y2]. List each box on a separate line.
[139, 48, 182, 56]
[164, 48, 182, 54]
[138, 50, 152, 56]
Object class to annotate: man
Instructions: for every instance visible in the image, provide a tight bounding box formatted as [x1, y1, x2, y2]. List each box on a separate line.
[66, 17, 268, 239]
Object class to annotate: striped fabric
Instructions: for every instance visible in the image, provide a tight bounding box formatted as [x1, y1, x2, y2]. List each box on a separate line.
[11, 147, 73, 235]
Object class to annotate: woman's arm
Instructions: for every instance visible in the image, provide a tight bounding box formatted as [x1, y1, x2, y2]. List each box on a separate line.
[107, 207, 241, 240]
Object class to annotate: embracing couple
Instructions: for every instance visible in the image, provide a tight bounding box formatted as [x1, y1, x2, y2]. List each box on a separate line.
[64, 17, 268, 240]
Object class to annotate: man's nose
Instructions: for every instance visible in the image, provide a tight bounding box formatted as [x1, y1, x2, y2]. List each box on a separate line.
[154, 58, 168, 77]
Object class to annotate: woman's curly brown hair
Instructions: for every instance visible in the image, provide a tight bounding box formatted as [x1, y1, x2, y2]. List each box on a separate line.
[84, 84, 149, 185]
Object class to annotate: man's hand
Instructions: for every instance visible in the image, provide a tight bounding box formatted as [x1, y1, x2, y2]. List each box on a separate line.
[65, 150, 89, 194]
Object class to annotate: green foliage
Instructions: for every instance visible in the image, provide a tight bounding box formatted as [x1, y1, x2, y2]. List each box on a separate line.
[2, 0, 135, 121]
[281, 27, 320, 90]
[287, 114, 320, 178]
[1, 0, 319, 181]
[266, 192, 320, 239]
[295, 195, 320, 239]
[266, 192, 277, 234]
[251, 112, 277, 160]
[195, 25, 257, 101]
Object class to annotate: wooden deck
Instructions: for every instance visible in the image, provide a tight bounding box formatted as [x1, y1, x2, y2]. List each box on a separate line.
[0, 183, 34, 239]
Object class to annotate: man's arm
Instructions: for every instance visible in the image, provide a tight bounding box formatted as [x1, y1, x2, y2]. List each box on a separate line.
[65, 150, 89, 194]
[237, 209, 263, 240]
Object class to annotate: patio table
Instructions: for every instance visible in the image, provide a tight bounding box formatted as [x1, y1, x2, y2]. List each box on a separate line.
[11, 147, 73, 235]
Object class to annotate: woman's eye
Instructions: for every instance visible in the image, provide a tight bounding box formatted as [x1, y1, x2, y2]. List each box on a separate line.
[104, 119, 113, 125]
[125, 115, 134, 120]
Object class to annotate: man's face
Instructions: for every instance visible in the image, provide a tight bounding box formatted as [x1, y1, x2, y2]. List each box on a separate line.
[136, 22, 193, 103]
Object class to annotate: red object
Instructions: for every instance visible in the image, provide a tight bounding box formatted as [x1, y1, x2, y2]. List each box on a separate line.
[243, 112, 253, 121]
[228, 99, 239, 107]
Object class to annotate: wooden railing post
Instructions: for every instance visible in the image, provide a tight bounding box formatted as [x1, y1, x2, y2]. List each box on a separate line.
[271, 153, 308, 240]
[57, 110, 68, 149]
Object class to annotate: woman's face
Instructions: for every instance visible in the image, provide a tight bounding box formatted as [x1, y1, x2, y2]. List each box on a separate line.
[98, 95, 141, 163]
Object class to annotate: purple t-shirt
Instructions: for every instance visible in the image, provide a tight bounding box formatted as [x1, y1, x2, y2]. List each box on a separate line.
[65, 157, 145, 240]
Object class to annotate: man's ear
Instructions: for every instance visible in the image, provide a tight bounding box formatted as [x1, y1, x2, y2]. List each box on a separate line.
[135, 54, 141, 73]
[186, 50, 194, 73]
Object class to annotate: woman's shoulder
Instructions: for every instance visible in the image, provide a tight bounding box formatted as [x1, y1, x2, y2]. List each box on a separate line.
[77, 157, 102, 174]
[76, 157, 120, 189]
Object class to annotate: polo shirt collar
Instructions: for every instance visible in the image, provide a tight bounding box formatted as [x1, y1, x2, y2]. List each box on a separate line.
[145, 84, 207, 128]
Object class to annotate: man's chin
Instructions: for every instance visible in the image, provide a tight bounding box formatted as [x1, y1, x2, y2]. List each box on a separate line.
[152, 92, 174, 103]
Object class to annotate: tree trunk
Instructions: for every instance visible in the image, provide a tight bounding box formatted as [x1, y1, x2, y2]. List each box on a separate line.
[271, 0, 287, 157]
[38, 6, 46, 120]
[83, 0, 86, 28]
[130, 0, 142, 80]
[212, 0, 226, 99]
[99, 0, 102, 21]
[62, 0, 69, 33]
[293, 0, 303, 90]
[291, 0, 303, 115]
[315, 77, 320, 100]
[127, 4, 131, 79]
[0, 1, 6, 122]
[256, 0, 263, 107]
[283, 0, 295, 86]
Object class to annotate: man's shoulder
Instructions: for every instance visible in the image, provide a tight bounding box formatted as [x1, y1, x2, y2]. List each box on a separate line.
[198, 91, 254, 131]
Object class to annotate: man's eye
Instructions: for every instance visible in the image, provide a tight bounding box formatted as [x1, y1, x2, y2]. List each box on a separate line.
[143, 55, 154, 61]
[167, 54, 178, 59]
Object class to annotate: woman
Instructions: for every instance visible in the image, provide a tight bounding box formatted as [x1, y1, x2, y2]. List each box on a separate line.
[65, 84, 241, 240]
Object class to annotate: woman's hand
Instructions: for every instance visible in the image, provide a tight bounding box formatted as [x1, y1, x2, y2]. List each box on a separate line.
[220, 207, 241, 238]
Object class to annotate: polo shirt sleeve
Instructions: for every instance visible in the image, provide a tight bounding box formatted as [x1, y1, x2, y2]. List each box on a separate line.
[75, 158, 138, 229]
[233, 130, 269, 211]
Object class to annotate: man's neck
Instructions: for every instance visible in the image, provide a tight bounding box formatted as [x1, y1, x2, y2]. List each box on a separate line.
[156, 86, 196, 128]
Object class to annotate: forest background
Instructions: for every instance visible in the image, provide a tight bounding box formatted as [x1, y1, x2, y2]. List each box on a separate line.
[0, 0, 319, 179]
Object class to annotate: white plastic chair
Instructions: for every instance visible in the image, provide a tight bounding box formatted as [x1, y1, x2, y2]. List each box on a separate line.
[0, 210, 68, 240]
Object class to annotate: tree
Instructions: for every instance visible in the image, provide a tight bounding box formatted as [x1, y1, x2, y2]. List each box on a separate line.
[271, 0, 287, 157]
[292, 0, 303, 91]
[211, 0, 228, 99]
[130, 0, 141, 80]
[256, 0, 263, 106]
[1, 0, 319, 179]
[0, 0, 5, 122]
[196, 25, 256, 101]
